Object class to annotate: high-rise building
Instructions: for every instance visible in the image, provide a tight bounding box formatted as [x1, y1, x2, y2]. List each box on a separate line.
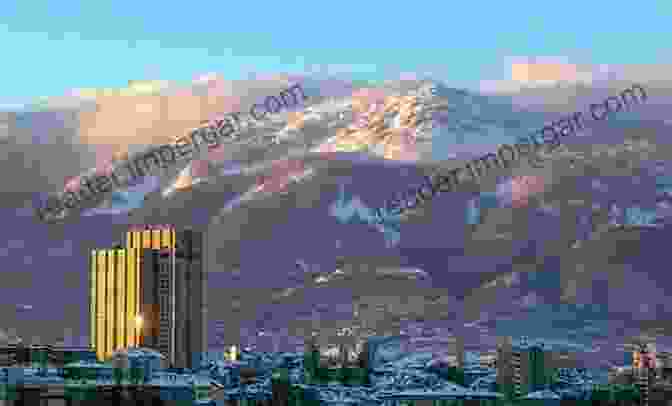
[634, 343, 656, 406]
[89, 248, 140, 361]
[136, 228, 205, 370]
[89, 225, 206, 369]
[636, 367, 653, 406]
[271, 367, 291, 406]
[496, 336, 515, 399]
[657, 351, 672, 381]
[526, 344, 547, 393]
[497, 337, 555, 398]
[455, 335, 465, 370]
[304, 335, 320, 384]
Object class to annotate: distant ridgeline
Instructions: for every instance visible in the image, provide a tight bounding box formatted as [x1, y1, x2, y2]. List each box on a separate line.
[619, 206, 660, 227]
[330, 182, 401, 248]
[600, 204, 661, 230]
[331, 172, 672, 242]
[604, 174, 672, 229]
[467, 177, 668, 229]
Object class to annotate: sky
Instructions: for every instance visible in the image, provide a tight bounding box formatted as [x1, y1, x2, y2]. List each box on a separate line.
[0, 0, 670, 105]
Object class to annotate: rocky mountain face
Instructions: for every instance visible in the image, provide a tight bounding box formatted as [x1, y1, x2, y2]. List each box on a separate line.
[4, 77, 671, 366]
[114, 80, 672, 362]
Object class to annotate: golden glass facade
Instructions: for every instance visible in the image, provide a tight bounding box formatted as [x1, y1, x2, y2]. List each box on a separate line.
[151, 229, 161, 249]
[89, 248, 140, 361]
[126, 228, 175, 251]
[89, 251, 96, 355]
[162, 228, 173, 248]
[116, 251, 126, 352]
[96, 251, 106, 361]
[142, 229, 152, 248]
[90, 226, 176, 360]
[106, 251, 114, 357]
[126, 248, 137, 349]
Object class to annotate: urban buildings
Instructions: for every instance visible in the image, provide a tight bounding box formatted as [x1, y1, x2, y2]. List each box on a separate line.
[609, 365, 635, 386]
[479, 350, 497, 369]
[303, 335, 368, 386]
[634, 343, 656, 406]
[89, 225, 206, 370]
[0, 344, 97, 369]
[496, 337, 565, 399]
[657, 350, 672, 381]
[360, 335, 408, 372]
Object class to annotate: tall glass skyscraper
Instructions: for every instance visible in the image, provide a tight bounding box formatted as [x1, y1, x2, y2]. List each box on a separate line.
[89, 225, 206, 369]
[528, 345, 546, 393]
[139, 228, 205, 370]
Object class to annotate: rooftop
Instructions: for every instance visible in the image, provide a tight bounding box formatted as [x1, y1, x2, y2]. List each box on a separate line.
[523, 390, 561, 400]
[378, 388, 504, 400]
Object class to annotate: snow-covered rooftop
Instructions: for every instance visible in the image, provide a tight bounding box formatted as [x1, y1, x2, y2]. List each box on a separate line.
[64, 361, 109, 368]
[111, 347, 167, 358]
[378, 388, 503, 400]
[523, 389, 561, 399]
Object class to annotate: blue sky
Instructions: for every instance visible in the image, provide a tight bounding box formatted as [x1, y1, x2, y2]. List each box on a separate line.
[0, 0, 670, 105]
